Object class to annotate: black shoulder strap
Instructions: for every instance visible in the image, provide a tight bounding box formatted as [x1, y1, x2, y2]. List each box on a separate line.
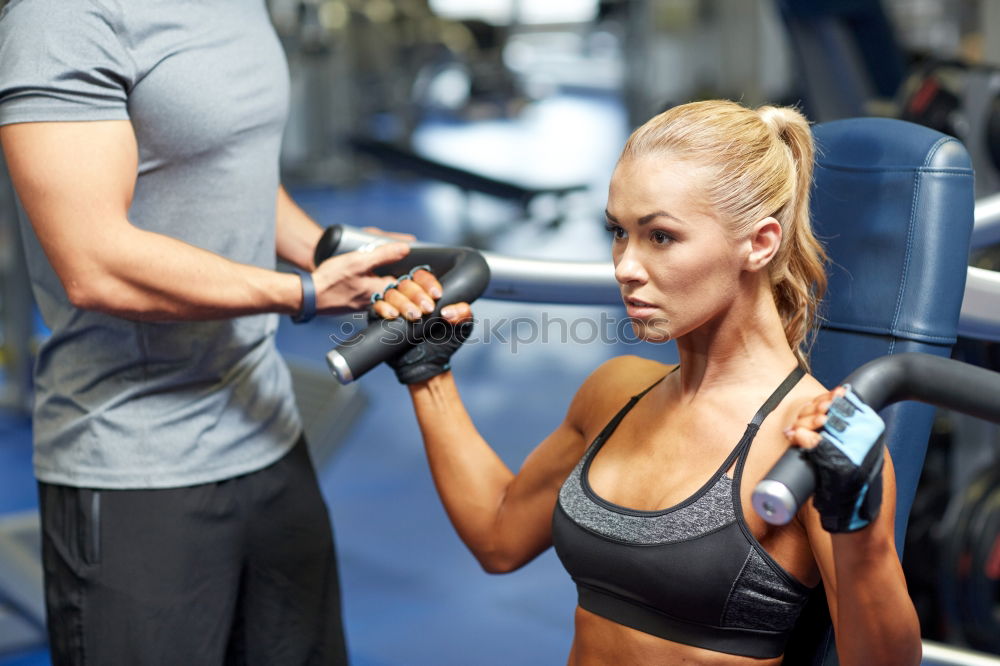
[749, 366, 806, 427]
[732, 366, 808, 520]
[592, 369, 671, 445]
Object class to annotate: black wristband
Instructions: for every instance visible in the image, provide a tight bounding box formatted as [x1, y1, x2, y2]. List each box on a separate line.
[291, 272, 317, 324]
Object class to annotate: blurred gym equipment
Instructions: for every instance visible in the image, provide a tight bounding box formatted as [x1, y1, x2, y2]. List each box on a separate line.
[777, 0, 1000, 199]
[271, 0, 591, 227]
[0, 157, 30, 415]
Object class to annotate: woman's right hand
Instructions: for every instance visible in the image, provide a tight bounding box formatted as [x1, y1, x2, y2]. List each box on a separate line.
[371, 265, 474, 385]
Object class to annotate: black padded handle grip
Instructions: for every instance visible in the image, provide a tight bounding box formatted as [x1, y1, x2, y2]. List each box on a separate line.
[315, 225, 491, 384]
[753, 353, 1000, 524]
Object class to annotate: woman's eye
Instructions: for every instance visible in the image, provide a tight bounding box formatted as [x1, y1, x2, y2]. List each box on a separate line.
[651, 230, 672, 245]
[604, 223, 626, 240]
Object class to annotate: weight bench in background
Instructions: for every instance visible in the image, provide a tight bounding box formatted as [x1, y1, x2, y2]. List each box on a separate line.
[349, 136, 588, 231]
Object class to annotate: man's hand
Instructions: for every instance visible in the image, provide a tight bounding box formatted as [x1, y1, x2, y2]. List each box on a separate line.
[312, 242, 414, 314]
[360, 226, 416, 243]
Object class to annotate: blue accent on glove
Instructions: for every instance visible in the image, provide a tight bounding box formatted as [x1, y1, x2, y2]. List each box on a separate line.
[820, 385, 886, 465]
[847, 482, 871, 532]
[803, 386, 886, 533]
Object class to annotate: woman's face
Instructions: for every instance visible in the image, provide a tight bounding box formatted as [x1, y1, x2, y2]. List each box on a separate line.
[605, 155, 748, 343]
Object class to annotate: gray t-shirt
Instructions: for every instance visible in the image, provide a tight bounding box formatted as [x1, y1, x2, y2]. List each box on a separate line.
[0, 0, 303, 488]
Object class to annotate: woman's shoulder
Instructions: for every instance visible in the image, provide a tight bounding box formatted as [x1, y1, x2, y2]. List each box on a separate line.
[586, 355, 673, 393]
[787, 369, 829, 408]
[768, 368, 830, 437]
[565, 355, 673, 427]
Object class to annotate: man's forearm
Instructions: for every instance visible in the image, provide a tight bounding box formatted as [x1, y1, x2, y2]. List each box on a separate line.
[69, 223, 303, 321]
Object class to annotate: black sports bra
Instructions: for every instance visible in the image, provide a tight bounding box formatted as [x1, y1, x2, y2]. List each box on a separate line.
[551, 366, 813, 659]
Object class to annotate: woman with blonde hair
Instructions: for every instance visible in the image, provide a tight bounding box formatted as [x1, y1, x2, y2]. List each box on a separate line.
[375, 99, 921, 665]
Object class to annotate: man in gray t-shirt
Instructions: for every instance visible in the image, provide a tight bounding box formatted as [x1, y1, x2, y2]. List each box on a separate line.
[0, 0, 442, 662]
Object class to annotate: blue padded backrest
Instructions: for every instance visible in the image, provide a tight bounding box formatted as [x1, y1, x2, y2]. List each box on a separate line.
[810, 117, 974, 548]
[790, 118, 974, 665]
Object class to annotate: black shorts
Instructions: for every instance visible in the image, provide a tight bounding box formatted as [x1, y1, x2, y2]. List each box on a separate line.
[38, 436, 347, 666]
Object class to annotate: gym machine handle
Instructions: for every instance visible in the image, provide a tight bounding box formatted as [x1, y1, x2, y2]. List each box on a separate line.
[752, 352, 1000, 525]
[315, 225, 491, 385]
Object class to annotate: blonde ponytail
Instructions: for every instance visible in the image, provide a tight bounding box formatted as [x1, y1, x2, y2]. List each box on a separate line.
[757, 106, 828, 368]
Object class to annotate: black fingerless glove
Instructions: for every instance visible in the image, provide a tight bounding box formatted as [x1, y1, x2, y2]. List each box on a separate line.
[386, 316, 474, 385]
[801, 387, 886, 533]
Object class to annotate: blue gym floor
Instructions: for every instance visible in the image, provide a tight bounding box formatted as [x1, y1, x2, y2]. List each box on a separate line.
[0, 93, 682, 665]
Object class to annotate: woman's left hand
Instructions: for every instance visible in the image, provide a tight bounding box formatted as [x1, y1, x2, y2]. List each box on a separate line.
[784, 385, 886, 533]
[783, 386, 845, 449]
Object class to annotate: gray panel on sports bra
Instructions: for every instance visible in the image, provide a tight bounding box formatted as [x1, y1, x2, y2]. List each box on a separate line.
[558, 456, 735, 545]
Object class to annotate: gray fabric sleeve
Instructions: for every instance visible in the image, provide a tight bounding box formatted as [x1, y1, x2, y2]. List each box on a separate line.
[0, 0, 135, 125]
